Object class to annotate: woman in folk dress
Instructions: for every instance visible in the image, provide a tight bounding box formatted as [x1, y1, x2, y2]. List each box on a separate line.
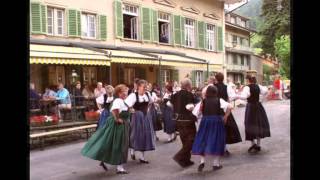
[161, 84, 177, 143]
[81, 84, 130, 174]
[192, 85, 233, 172]
[236, 75, 270, 153]
[125, 79, 156, 163]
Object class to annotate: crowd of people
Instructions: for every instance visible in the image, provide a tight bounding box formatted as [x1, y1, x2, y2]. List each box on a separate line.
[79, 73, 271, 174]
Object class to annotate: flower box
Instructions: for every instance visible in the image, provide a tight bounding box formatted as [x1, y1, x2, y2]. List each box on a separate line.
[30, 115, 59, 126]
[85, 111, 100, 121]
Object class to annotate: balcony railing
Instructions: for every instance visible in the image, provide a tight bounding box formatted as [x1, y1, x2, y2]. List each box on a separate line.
[225, 41, 252, 52]
[227, 64, 250, 71]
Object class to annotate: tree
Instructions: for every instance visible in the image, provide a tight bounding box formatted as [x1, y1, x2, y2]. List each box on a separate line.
[274, 35, 290, 78]
[259, 0, 290, 56]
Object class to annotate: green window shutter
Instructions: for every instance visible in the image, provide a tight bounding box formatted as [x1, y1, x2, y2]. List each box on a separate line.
[114, 0, 123, 38]
[77, 11, 81, 36]
[142, 7, 151, 41]
[198, 21, 205, 49]
[171, 69, 179, 82]
[152, 10, 159, 42]
[68, 9, 78, 36]
[194, 20, 198, 49]
[180, 16, 185, 46]
[30, 2, 41, 33]
[173, 15, 181, 45]
[40, 5, 47, 34]
[191, 70, 196, 88]
[169, 14, 174, 45]
[217, 26, 223, 52]
[99, 15, 107, 40]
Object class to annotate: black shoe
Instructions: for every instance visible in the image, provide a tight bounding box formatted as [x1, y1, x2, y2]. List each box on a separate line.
[156, 137, 159, 141]
[116, 170, 129, 174]
[213, 165, 223, 171]
[248, 144, 257, 153]
[198, 163, 205, 172]
[224, 150, 230, 156]
[131, 154, 136, 160]
[99, 162, 108, 171]
[254, 145, 261, 152]
[139, 159, 149, 164]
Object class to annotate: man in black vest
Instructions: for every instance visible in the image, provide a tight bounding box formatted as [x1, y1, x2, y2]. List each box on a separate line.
[170, 78, 197, 167]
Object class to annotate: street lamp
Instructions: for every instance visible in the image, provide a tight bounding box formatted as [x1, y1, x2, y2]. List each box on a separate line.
[72, 69, 78, 83]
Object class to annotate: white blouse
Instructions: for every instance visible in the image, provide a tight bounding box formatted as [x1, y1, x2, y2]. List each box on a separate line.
[238, 84, 268, 100]
[192, 98, 232, 116]
[163, 92, 172, 99]
[105, 96, 114, 103]
[220, 98, 232, 112]
[150, 91, 159, 102]
[124, 92, 153, 107]
[110, 98, 128, 113]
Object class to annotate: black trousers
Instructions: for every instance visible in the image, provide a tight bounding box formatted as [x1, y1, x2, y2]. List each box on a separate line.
[173, 120, 196, 167]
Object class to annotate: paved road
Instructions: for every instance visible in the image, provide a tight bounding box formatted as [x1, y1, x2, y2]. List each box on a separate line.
[30, 100, 290, 180]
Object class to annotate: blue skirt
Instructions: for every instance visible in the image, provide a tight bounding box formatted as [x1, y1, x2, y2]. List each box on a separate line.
[97, 109, 110, 130]
[162, 106, 176, 134]
[129, 111, 156, 151]
[192, 115, 226, 156]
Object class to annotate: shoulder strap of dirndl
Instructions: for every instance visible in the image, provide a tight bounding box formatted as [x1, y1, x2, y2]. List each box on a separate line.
[145, 92, 150, 101]
[135, 92, 139, 103]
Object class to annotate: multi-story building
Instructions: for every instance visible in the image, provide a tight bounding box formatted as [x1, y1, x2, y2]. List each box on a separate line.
[30, 0, 241, 92]
[224, 12, 257, 84]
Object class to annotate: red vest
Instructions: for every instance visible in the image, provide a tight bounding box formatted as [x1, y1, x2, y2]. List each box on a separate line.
[274, 80, 280, 89]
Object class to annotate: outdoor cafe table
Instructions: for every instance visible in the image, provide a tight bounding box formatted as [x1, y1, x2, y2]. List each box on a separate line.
[39, 98, 58, 115]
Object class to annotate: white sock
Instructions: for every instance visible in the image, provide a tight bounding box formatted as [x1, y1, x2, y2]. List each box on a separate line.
[213, 156, 221, 166]
[117, 165, 124, 171]
[167, 134, 172, 141]
[200, 156, 205, 164]
[251, 140, 256, 146]
[130, 148, 135, 156]
[257, 138, 261, 146]
[140, 151, 145, 160]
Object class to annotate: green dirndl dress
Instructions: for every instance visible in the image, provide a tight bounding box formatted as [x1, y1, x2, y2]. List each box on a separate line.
[81, 111, 130, 165]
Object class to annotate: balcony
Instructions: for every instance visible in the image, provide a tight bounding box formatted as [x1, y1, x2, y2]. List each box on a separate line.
[227, 64, 249, 71]
[225, 41, 252, 52]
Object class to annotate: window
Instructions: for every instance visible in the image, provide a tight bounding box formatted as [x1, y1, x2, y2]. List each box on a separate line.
[232, 54, 238, 65]
[241, 55, 244, 65]
[158, 12, 170, 43]
[232, 35, 237, 44]
[236, 17, 241, 25]
[161, 70, 171, 84]
[240, 37, 244, 46]
[185, 18, 195, 47]
[81, 13, 96, 38]
[230, 16, 235, 24]
[124, 68, 135, 85]
[47, 7, 64, 36]
[123, 4, 139, 40]
[241, 20, 246, 27]
[206, 24, 215, 51]
[195, 71, 203, 88]
[246, 57, 250, 67]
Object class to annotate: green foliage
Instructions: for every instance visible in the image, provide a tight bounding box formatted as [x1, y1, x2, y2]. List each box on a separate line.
[274, 35, 290, 78]
[234, 0, 263, 31]
[259, 0, 290, 56]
